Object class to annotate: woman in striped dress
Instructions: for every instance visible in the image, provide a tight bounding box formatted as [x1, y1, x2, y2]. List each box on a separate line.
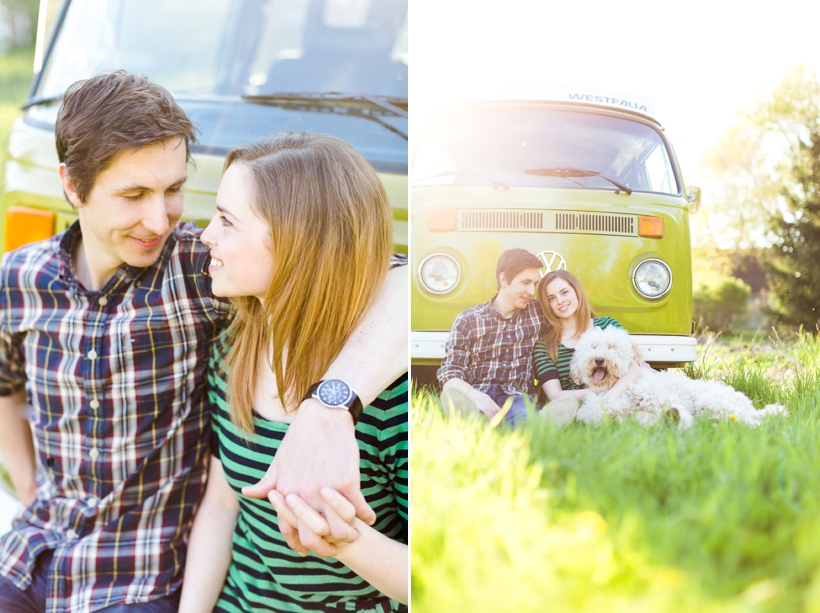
[178, 132, 407, 612]
[533, 270, 640, 422]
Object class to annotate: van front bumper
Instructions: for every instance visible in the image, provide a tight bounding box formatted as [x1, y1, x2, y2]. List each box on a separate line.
[411, 331, 698, 365]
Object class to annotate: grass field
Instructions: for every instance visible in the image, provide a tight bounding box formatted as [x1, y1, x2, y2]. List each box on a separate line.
[412, 330, 820, 612]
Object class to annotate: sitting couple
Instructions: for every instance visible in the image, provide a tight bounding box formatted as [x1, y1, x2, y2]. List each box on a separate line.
[438, 248, 640, 427]
[0, 72, 407, 612]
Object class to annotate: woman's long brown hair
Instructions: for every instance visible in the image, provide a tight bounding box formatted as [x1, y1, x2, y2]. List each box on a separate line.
[537, 270, 595, 363]
[223, 132, 393, 431]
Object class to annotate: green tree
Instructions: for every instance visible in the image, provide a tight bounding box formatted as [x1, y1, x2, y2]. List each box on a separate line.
[692, 274, 750, 333]
[758, 66, 820, 330]
[699, 121, 781, 251]
[0, 0, 39, 50]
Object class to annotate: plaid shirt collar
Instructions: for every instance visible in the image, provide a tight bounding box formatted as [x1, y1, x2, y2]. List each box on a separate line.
[480, 294, 530, 322]
[56, 221, 180, 289]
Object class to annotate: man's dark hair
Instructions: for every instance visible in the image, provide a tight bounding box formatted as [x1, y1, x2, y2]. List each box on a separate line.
[495, 248, 542, 290]
[55, 70, 197, 204]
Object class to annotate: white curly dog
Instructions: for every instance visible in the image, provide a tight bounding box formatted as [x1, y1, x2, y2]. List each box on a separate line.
[569, 326, 787, 428]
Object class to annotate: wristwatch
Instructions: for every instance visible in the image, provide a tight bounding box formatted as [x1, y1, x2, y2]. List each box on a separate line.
[302, 379, 363, 425]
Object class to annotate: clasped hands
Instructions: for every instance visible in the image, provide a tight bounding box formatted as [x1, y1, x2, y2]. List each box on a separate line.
[239, 398, 373, 556]
[270, 487, 362, 557]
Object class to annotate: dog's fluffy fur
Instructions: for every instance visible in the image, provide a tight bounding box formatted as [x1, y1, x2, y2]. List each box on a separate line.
[569, 326, 787, 428]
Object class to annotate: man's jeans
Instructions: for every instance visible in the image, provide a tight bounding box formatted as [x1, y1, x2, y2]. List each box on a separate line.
[485, 385, 535, 428]
[0, 550, 181, 613]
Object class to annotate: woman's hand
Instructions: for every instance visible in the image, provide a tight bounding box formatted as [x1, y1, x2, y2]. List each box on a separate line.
[603, 359, 641, 401]
[273, 487, 408, 604]
[269, 487, 362, 558]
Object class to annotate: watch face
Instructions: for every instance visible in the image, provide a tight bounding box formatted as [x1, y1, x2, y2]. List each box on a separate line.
[317, 380, 352, 407]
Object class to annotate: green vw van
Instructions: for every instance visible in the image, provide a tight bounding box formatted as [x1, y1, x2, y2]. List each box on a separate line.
[0, 0, 408, 256]
[411, 91, 700, 380]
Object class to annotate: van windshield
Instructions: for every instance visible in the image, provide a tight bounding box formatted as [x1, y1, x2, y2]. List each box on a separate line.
[31, 0, 407, 170]
[412, 106, 680, 195]
[37, 0, 407, 99]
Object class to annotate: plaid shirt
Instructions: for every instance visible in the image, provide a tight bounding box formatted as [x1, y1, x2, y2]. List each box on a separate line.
[437, 296, 545, 396]
[0, 221, 231, 613]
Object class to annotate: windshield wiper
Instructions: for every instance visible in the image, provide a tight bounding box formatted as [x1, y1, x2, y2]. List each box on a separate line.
[243, 92, 406, 117]
[243, 92, 407, 139]
[525, 167, 632, 195]
[413, 171, 509, 190]
[22, 94, 64, 110]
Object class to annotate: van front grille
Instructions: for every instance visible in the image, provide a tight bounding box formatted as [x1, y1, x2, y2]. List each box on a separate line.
[456, 209, 638, 236]
[460, 210, 544, 230]
[555, 212, 635, 235]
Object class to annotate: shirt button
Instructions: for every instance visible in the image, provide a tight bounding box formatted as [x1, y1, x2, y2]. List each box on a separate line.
[89, 448, 100, 459]
[87, 349, 98, 360]
[98, 297, 108, 306]
[66, 529, 78, 540]
[87, 497, 98, 508]
[89, 399, 100, 410]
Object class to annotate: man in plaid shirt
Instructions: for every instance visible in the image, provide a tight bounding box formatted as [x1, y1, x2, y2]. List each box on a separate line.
[437, 248, 548, 427]
[0, 72, 407, 613]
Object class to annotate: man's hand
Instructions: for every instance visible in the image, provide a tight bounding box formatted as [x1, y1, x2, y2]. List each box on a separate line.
[241, 266, 406, 553]
[242, 399, 375, 553]
[441, 378, 500, 419]
[0, 392, 36, 506]
[467, 389, 501, 419]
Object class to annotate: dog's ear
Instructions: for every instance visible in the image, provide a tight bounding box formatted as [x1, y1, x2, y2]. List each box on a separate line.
[569, 359, 583, 386]
[631, 341, 643, 363]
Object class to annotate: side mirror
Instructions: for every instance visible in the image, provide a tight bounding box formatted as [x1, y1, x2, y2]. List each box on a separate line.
[686, 186, 701, 214]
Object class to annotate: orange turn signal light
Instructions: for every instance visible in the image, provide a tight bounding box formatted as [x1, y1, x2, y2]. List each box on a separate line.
[638, 215, 664, 238]
[428, 209, 457, 232]
[5, 207, 56, 252]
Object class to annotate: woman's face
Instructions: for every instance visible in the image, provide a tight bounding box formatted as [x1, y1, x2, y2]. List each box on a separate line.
[200, 162, 274, 300]
[545, 277, 580, 320]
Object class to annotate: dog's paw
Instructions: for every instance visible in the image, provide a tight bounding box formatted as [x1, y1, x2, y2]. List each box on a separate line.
[577, 394, 605, 426]
[761, 403, 788, 417]
[632, 410, 659, 427]
[676, 409, 695, 429]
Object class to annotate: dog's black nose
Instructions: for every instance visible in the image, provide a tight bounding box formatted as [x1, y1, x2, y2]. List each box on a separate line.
[595, 357, 605, 366]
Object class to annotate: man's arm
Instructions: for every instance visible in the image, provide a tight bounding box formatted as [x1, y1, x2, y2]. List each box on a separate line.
[0, 267, 35, 506]
[435, 309, 500, 416]
[242, 265, 407, 547]
[0, 389, 36, 506]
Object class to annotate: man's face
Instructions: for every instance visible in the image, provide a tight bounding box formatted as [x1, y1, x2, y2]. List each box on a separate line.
[498, 267, 541, 311]
[61, 137, 187, 278]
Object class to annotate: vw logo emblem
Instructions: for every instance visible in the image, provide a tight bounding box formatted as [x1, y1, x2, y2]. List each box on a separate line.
[536, 250, 567, 277]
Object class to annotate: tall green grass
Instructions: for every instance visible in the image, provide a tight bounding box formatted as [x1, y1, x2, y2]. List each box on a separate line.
[412, 332, 820, 612]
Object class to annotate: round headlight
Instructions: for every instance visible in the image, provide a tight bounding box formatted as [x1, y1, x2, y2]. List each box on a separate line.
[419, 254, 461, 294]
[633, 259, 672, 298]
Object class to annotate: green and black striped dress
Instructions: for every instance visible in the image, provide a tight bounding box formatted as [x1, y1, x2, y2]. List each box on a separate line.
[206, 334, 408, 613]
[532, 317, 623, 390]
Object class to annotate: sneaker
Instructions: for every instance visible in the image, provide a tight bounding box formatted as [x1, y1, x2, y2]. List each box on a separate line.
[540, 397, 580, 429]
[440, 388, 479, 419]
